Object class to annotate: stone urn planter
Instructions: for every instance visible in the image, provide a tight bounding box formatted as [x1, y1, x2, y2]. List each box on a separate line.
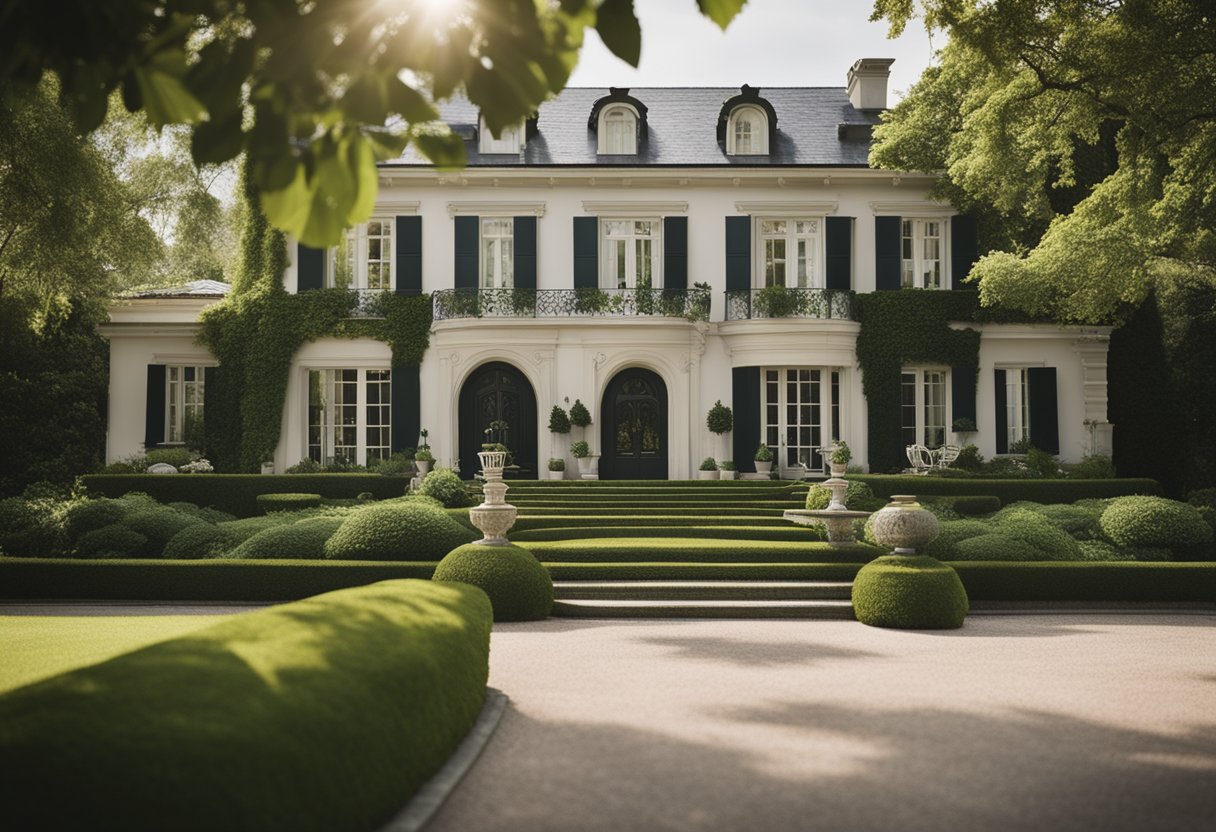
[415, 459, 433, 476]
[576, 454, 600, 480]
[697, 470, 717, 481]
[870, 495, 940, 555]
[829, 461, 847, 477]
[754, 460, 773, 475]
[719, 469, 737, 481]
[547, 469, 564, 481]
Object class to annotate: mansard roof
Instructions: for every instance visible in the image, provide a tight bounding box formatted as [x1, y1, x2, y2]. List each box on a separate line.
[386, 86, 880, 169]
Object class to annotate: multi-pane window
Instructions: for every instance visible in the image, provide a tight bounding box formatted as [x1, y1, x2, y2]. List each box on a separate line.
[166, 365, 205, 444]
[759, 219, 821, 288]
[901, 219, 944, 289]
[599, 105, 637, 154]
[1004, 368, 1030, 449]
[481, 218, 514, 288]
[479, 117, 523, 154]
[763, 367, 839, 475]
[729, 106, 768, 155]
[308, 369, 391, 466]
[602, 220, 658, 290]
[901, 368, 948, 449]
[331, 218, 393, 290]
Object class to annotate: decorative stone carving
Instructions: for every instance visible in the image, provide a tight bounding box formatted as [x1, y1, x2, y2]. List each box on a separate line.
[147, 463, 178, 475]
[468, 451, 518, 546]
[870, 495, 940, 555]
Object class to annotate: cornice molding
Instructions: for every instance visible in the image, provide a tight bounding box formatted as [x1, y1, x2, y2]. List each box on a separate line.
[581, 200, 688, 215]
[734, 200, 839, 216]
[446, 201, 547, 217]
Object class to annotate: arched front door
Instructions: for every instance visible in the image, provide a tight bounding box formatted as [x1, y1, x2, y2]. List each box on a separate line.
[600, 368, 668, 480]
[458, 362, 537, 480]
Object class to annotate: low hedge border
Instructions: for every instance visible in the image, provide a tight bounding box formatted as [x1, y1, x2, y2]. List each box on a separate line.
[81, 475, 411, 518]
[852, 476, 1162, 504]
[0, 580, 492, 832]
[0, 558, 437, 601]
[950, 562, 1216, 602]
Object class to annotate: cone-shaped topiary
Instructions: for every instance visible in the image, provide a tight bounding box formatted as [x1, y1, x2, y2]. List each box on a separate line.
[433, 543, 554, 621]
[569, 399, 592, 428]
[852, 555, 969, 629]
[548, 405, 571, 434]
[324, 503, 476, 561]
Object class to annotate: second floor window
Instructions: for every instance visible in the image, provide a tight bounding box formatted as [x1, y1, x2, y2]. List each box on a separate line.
[481, 218, 514, 289]
[167, 365, 205, 445]
[602, 220, 659, 289]
[901, 219, 944, 290]
[332, 219, 393, 290]
[759, 219, 821, 288]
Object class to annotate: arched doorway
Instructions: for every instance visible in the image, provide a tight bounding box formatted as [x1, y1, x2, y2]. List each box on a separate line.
[600, 367, 668, 480]
[458, 362, 537, 480]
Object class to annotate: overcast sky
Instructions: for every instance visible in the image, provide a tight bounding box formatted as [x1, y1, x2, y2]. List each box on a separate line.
[568, 0, 940, 101]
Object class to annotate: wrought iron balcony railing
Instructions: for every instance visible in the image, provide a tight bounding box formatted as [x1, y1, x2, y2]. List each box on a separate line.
[724, 287, 857, 321]
[432, 287, 712, 322]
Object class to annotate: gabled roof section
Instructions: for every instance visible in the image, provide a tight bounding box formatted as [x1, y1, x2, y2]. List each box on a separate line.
[715, 85, 777, 148]
[588, 88, 649, 138]
[122, 279, 231, 299]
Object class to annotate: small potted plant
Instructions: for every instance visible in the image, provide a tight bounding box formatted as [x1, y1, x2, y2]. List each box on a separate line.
[698, 456, 718, 480]
[829, 440, 851, 477]
[548, 405, 571, 434]
[569, 399, 592, 430]
[416, 428, 433, 475]
[547, 457, 565, 481]
[718, 460, 737, 480]
[570, 440, 599, 479]
[753, 443, 774, 475]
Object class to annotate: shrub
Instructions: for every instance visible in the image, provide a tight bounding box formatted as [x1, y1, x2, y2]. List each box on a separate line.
[1076, 540, 1134, 562]
[0, 497, 64, 557]
[548, 458, 565, 472]
[433, 543, 554, 621]
[850, 475, 1162, 504]
[805, 480, 877, 511]
[1099, 496, 1214, 559]
[852, 555, 968, 629]
[214, 516, 295, 549]
[706, 400, 733, 434]
[993, 509, 1082, 559]
[718, 460, 737, 471]
[324, 503, 477, 561]
[256, 493, 323, 513]
[953, 534, 1046, 562]
[415, 468, 473, 508]
[920, 520, 992, 559]
[167, 501, 202, 515]
[699, 457, 717, 471]
[1123, 546, 1173, 562]
[1026, 504, 1104, 540]
[145, 448, 193, 469]
[197, 507, 237, 524]
[163, 523, 236, 560]
[118, 506, 208, 557]
[1187, 488, 1216, 509]
[1024, 447, 1063, 478]
[1067, 454, 1117, 479]
[62, 498, 129, 542]
[570, 440, 590, 458]
[952, 444, 983, 472]
[285, 458, 325, 474]
[230, 520, 339, 560]
[569, 399, 592, 428]
[75, 524, 148, 559]
[368, 452, 415, 476]
[547, 405, 571, 434]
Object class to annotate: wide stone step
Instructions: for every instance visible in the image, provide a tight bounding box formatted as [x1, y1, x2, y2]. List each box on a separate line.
[552, 599, 856, 620]
[520, 538, 877, 564]
[514, 506, 787, 517]
[512, 525, 821, 542]
[554, 580, 853, 601]
[509, 500, 801, 510]
[512, 515, 793, 530]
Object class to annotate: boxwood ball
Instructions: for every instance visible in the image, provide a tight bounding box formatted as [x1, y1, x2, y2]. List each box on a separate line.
[852, 555, 969, 629]
[433, 543, 554, 622]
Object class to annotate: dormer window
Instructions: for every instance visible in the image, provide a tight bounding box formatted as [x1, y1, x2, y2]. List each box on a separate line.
[728, 105, 768, 155]
[479, 116, 523, 154]
[598, 104, 638, 155]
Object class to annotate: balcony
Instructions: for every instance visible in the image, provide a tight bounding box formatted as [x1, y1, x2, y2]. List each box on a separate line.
[724, 287, 857, 321]
[432, 287, 712, 322]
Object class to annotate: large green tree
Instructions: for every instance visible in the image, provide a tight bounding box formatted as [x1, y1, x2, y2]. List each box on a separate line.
[870, 0, 1216, 324]
[1, 0, 748, 248]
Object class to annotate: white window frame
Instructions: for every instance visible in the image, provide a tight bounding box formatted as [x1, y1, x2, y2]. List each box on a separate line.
[900, 218, 948, 290]
[901, 367, 950, 450]
[1001, 366, 1031, 451]
[480, 217, 515, 289]
[727, 105, 769, 155]
[479, 116, 524, 154]
[762, 366, 840, 477]
[597, 104, 638, 155]
[307, 368, 392, 466]
[330, 217, 394, 291]
[600, 218, 662, 290]
[165, 365, 206, 445]
[756, 218, 824, 289]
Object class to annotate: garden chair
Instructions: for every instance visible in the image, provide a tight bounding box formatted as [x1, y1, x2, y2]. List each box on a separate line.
[905, 444, 935, 474]
[937, 445, 961, 469]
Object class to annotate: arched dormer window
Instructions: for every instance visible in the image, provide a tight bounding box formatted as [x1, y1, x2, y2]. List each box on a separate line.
[728, 105, 768, 155]
[598, 104, 638, 155]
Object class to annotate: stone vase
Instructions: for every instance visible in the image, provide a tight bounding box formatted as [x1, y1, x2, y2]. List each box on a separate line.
[829, 461, 847, 477]
[415, 459, 432, 476]
[719, 469, 737, 480]
[547, 469, 564, 480]
[754, 460, 773, 475]
[870, 495, 940, 555]
[698, 470, 717, 480]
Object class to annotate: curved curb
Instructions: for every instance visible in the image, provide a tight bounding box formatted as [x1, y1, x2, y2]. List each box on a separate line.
[379, 687, 509, 832]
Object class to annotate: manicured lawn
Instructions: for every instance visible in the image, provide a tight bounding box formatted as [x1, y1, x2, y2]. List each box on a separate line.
[0, 614, 228, 694]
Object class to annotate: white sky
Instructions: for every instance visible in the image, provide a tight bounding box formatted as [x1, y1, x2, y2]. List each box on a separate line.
[568, 0, 939, 102]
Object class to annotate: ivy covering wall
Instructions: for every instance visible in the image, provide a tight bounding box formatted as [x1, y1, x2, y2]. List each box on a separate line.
[199, 172, 432, 472]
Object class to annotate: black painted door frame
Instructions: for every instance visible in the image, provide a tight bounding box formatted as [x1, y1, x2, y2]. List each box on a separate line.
[458, 362, 538, 480]
[600, 367, 668, 480]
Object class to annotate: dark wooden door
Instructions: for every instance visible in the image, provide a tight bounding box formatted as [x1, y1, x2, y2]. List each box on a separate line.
[601, 368, 667, 480]
[458, 362, 537, 480]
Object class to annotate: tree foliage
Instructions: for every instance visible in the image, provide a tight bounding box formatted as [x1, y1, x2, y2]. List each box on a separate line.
[1, 0, 748, 248]
[870, 0, 1216, 323]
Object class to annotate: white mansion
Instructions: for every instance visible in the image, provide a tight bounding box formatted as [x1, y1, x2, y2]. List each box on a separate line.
[101, 59, 1114, 479]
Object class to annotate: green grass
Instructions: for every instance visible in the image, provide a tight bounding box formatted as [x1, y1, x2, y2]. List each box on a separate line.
[0, 615, 228, 695]
[950, 561, 1216, 602]
[0, 580, 492, 832]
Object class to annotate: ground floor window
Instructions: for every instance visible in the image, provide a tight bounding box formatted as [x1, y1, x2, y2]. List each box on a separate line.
[1002, 367, 1030, 450]
[307, 369, 391, 465]
[901, 368, 947, 449]
[762, 367, 841, 475]
[167, 365, 205, 444]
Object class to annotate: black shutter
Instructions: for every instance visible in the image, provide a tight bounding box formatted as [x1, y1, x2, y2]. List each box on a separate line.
[951, 364, 977, 428]
[731, 366, 760, 474]
[573, 216, 598, 288]
[396, 216, 422, 295]
[1028, 367, 1059, 454]
[725, 216, 750, 292]
[514, 216, 537, 290]
[391, 364, 421, 454]
[454, 215, 479, 289]
[825, 216, 853, 291]
[297, 243, 325, 291]
[145, 364, 166, 448]
[994, 369, 1008, 454]
[951, 214, 978, 290]
[663, 216, 687, 290]
[875, 215, 901, 291]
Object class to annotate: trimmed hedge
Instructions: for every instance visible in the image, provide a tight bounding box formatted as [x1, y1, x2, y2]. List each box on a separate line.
[229, 520, 340, 561]
[921, 495, 1002, 516]
[852, 555, 969, 629]
[119, 507, 207, 558]
[1099, 496, 1214, 559]
[434, 543, 554, 621]
[852, 476, 1162, 504]
[324, 503, 477, 561]
[804, 481, 879, 511]
[81, 475, 412, 518]
[256, 493, 323, 513]
[62, 498, 129, 542]
[993, 509, 1082, 560]
[162, 524, 237, 560]
[953, 534, 1048, 562]
[950, 562, 1216, 602]
[0, 580, 492, 832]
[918, 520, 992, 559]
[415, 468, 474, 508]
[75, 525, 147, 559]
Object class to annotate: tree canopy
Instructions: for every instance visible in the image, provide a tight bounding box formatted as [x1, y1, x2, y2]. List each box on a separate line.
[870, 0, 1216, 323]
[1, 0, 747, 248]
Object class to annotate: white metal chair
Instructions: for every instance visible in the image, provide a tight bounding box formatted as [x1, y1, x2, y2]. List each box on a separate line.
[936, 444, 961, 469]
[905, 444, 935, 474]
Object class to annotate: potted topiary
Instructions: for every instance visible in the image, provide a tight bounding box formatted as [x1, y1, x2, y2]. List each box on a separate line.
[698, 456, 718, 480]
[547, 458, 565, 480]
[718, 460, 737, 481]
[569, 399, 592, 430]
[754, 443, 774, 475]
[570, 440, 599, 479]
[829, 440, 851, 477]
[707, 400, 733, 466]
[416, 428, 434, 475]
[548, 405, 571, 434]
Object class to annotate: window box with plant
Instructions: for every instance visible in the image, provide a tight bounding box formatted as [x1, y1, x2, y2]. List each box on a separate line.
[753, 443, 774, 476]
[718, 460, 737, 480]
[698, 456, 718, 480]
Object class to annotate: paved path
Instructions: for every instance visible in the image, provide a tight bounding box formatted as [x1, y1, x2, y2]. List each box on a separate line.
[428, 614, 1216, 832]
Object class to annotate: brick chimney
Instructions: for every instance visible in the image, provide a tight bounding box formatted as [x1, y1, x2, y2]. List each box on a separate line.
[847, 58, 895, 111]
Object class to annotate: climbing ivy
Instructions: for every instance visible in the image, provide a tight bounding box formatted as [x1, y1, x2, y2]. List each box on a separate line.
[200, 166, 432, 472]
